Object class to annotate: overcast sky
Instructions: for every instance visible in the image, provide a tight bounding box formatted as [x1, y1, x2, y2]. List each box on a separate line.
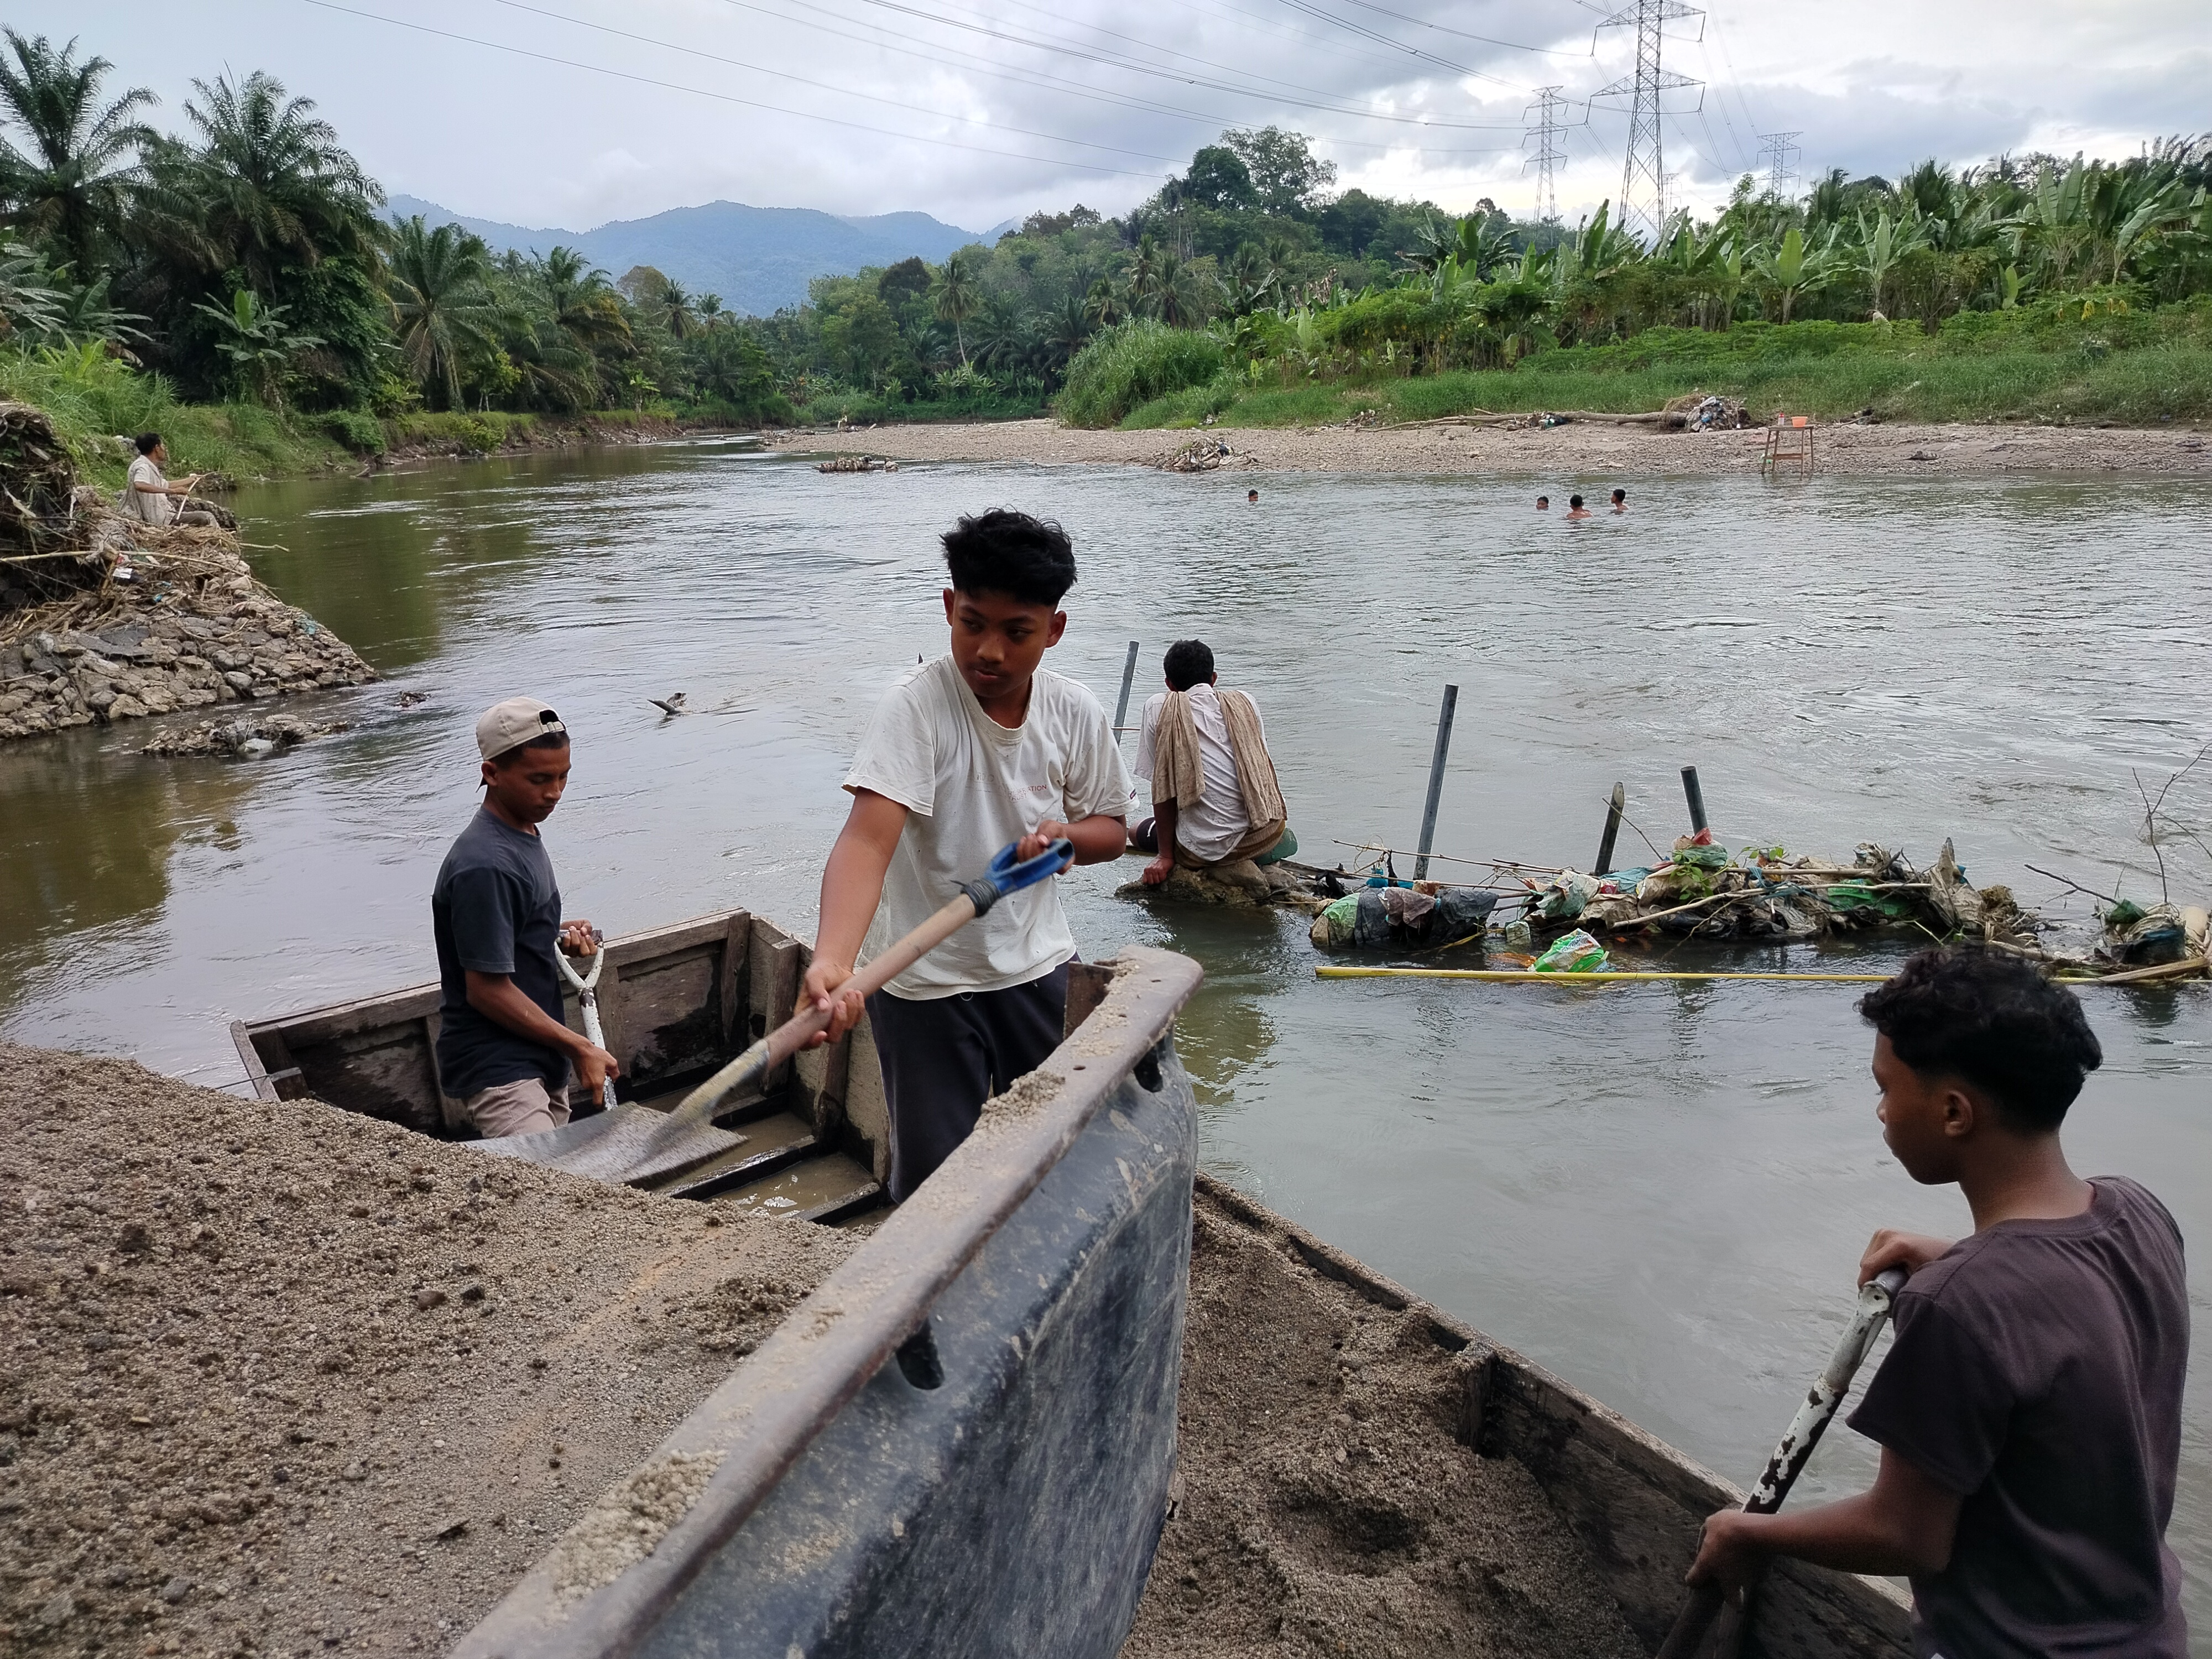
[28, 0, 2209, 233]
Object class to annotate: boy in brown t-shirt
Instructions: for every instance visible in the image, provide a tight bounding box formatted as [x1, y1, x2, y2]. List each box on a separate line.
[1686, 947, 2188, 1658]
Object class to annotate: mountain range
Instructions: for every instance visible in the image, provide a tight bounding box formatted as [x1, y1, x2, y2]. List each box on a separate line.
[388, 195, 1013, 316]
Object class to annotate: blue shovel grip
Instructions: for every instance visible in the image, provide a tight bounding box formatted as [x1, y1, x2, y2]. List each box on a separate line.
[960, 837, 1075, 917]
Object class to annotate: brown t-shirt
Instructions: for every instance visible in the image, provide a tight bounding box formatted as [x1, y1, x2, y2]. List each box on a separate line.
[1848, 1177, 2188, 1658]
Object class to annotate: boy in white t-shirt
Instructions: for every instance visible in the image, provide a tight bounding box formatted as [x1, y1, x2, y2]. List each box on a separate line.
[803, 510, 1131, 1201]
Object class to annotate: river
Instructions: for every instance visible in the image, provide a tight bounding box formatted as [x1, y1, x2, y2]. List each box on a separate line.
[5, 440, 2210, 1633]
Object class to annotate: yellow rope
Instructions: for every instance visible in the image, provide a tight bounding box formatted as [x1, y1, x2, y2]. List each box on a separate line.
[1313, 966, 2206, 985]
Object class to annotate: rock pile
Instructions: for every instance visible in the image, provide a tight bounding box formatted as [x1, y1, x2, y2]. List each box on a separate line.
[139, 712, 353, 758]
[0, 535, 375, 742]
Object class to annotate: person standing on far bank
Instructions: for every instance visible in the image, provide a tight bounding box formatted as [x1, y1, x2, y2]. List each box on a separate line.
[431, 699, 617, 1138]
[802, 510, 1130, 1202]
[1686, 947, 2189, 1658]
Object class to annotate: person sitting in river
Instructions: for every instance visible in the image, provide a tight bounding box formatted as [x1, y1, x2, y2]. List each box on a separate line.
[1610, 488, 1627, 513]
[1248, 488, 1259, 504]
[430, 700, 618, 1139]
[1686, 947, 2188, 1658]
[1535, 495, 1550, 510]
[1131, 639, 1295, 885]
[1564, 494, 1590, 519]
[124, 433, 215, 528]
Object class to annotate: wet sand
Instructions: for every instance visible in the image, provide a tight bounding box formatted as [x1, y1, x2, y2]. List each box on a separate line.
[1122, 1187, 1645, 1659]
[787, 416, 2212, 478]
[0, 1045, 852, 1656]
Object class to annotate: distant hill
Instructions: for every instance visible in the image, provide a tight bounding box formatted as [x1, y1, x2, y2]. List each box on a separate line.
[387, 195, 1000, 316]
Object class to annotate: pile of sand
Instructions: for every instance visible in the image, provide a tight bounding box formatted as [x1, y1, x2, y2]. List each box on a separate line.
[1122, 1193, 1645, 1659]
[0, 1044, 853, 1656]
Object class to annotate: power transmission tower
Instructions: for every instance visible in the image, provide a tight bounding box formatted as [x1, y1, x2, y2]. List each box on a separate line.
[1590, 0, 1704, 243]
[1756, 131, 1802, 197]
[1522, 86, 1572, 223]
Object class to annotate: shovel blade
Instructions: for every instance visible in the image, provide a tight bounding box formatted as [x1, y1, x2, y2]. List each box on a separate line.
[469, 1101, 748, 1187]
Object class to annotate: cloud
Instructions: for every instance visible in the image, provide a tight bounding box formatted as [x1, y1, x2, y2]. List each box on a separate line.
[13, 0, 2202, 228]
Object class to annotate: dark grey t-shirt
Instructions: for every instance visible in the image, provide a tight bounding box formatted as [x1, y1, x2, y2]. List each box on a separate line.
[431, 808, 568, 1101]
[1848, 1176, 2188, 1659]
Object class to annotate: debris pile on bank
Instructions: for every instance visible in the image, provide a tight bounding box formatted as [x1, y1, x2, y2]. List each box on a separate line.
[0, 414, 376, 742]
[1155, 436, 1241, 472]
[0, 1042, 853, 1658]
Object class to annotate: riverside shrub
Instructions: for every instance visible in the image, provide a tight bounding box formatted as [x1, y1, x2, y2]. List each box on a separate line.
[1059, 320, 1227, 427]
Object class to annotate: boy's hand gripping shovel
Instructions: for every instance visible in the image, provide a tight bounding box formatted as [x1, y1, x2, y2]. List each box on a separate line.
[1655, 1266, 1909, 1658]
[550, 930, 616, 1113]
[471, 839, 1075, 1186]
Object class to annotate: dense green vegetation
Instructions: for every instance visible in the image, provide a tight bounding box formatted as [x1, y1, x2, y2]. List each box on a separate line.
[0, 29, 787, 481]
[2, 22, 2206, 473]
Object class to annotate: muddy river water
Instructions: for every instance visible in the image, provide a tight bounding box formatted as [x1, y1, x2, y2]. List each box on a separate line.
[6, 440, 2211, 1631]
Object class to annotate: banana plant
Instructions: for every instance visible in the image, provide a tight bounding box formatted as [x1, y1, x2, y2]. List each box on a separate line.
[1856, 208, 1930, 320]
[1750, 226, 1840, 322]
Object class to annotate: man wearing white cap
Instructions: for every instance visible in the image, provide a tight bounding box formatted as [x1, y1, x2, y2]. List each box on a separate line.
[430, 698, 618, 1138]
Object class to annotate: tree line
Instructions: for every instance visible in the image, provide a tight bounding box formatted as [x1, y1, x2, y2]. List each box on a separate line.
[2, 23, 2205, 435]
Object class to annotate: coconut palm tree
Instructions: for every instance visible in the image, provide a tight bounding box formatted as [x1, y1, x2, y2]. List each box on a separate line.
[659, 277, 697, 340]
[0, 30, 155, 274]
[171, 70, 383, 290]
[931, 251, 980, 365]
[385, 215, 498, 409]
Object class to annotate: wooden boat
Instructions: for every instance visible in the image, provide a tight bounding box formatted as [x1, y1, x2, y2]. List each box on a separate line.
[227, 911, 1908, 1658]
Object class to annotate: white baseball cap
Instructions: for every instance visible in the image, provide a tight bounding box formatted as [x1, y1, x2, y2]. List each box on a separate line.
[475, 697, 567, 761]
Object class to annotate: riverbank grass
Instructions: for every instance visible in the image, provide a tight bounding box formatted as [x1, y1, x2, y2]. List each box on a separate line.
[1120, 343, 2212, 430]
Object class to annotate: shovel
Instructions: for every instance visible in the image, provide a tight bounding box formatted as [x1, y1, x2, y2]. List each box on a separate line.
[470, 837, 1076, 1186]
[1654, 1265, 1909, 1659]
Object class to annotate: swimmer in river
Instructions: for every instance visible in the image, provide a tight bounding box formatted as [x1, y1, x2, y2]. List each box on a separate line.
[1536, 495, 1550, 510]
[1565, 495, 1590, 519]
[1248, 489, 1259, 504]
[1611, 488, 1628, 513]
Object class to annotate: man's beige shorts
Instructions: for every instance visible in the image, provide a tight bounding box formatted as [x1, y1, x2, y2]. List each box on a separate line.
[465, 1077, 571, 1139]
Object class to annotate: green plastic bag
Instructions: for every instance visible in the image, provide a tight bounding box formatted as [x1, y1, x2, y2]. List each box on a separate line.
[1531, 928, 1609, 973]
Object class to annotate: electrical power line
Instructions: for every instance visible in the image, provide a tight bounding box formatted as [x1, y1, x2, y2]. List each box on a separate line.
[1275, 0, 1592, 57]
[300, 0, 1172, 175]
[484, 0, 1181, 162]
[1589, 0, 1704, 241]
[727, 0, 1511, 158]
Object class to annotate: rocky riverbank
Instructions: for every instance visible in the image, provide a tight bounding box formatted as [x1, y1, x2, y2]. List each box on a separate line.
[0, 520, 375, 743]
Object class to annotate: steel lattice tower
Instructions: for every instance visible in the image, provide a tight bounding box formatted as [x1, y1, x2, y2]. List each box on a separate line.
[1757, 131, 1803, 197]
[1522, 86, 1572, 223]
[1592, 0, 1703, 243]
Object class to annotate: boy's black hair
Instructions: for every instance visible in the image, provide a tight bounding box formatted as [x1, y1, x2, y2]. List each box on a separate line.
[1569, 494, 1584, 508]
[941, 510, 1076, 607]
[1162, 639, 1215, 691]
[1611, 488, 1626, 501]
[1858, 947, 2103, 1133]
[135, 432, 161, 456]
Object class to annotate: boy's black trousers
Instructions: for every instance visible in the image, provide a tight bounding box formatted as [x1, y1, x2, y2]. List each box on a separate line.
[865, 962, 1070, 1202]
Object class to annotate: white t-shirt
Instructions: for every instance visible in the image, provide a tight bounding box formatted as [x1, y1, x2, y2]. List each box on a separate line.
[127, 455, 172, 526]
[844, 655, 1131, 1000]
[1134, 684, 1261, 863]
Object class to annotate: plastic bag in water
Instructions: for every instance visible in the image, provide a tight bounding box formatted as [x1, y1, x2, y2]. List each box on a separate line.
[1531, 928, 1609, 974]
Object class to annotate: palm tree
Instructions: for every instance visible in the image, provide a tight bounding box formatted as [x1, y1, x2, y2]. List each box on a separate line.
[0, 237, 64, 338]
[696, 292, 724, 327]
[1124, 233, 1164, 317]
[174, 70, 383, 291]
[659, 277, 697, 340]
[931, 251, 979, 365]
[1082, 276, 1124, 328]
[1040, 293, 1090, 372]
[386, 216, 498, 409]
[0, 32, 155, 274]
